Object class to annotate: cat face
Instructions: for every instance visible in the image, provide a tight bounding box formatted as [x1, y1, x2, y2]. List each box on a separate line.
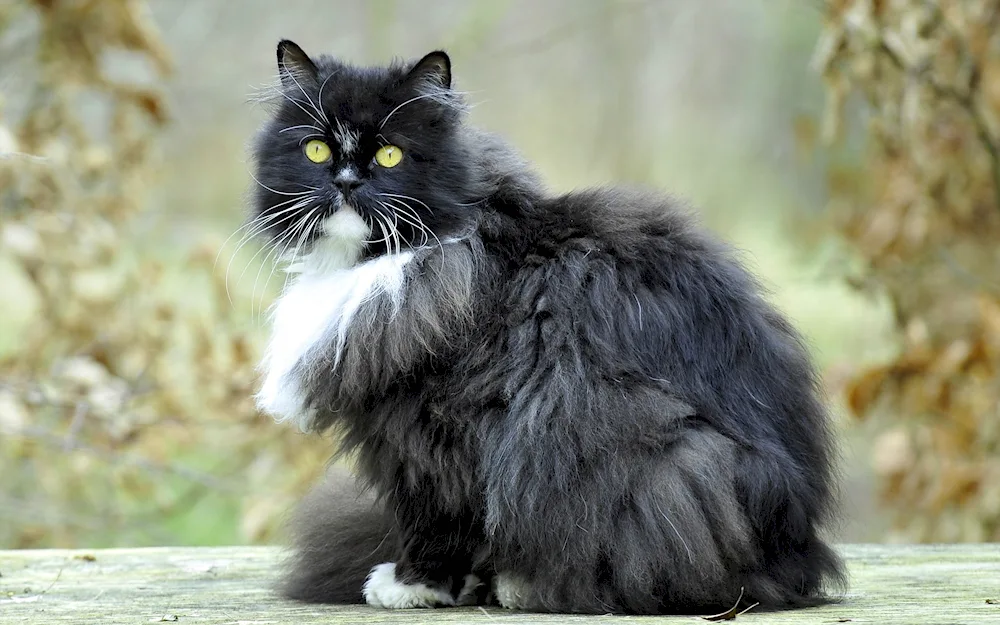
[250, 41, 475, 266]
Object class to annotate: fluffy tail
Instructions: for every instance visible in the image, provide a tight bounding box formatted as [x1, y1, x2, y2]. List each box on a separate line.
[280, 466, 396, 604]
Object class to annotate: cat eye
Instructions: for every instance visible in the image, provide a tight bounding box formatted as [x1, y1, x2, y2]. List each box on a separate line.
[374, 145, 403, 168]
[304, 139, 332, 163]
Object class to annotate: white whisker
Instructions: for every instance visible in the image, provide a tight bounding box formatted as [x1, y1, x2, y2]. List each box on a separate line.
[223, 197, 315, 304]
[379, 192, 432, 213]
[366, 206, 395, 245]
[235, 200, 314, 293]
[378, 90, 471, 130]
[379, 196, 443, 255]
[279, 124, 324, 134]
[378, 201, 428, 248]
[371, 208, 393, 251]
[274, 89, 326, 127]
[297, 133, 326, 145]
[247, 219, 303, 317]
[279, 67, 327, 127]
[255, 204, 325, 317]
[248, 170, 319, 196]
[316, 70, 342, 127]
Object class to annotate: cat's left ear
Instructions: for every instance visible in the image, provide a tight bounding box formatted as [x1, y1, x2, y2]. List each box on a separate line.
[277, 39, 319, 88]
[405, 51, 451, 90]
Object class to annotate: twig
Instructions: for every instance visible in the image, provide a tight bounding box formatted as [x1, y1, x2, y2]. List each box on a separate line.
[702, 587, 759, 621]
[39, 564, 65, 596]
[62, 401, 89, 451]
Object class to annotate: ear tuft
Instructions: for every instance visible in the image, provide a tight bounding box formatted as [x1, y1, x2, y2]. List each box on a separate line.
[405, 51, 451, 90]
[277, 40, 319, 87]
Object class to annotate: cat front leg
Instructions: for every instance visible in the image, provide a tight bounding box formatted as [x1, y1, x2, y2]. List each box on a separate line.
[363, 488, 488, 609]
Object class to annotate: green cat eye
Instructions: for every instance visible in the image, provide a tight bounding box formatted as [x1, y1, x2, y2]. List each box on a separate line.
[304, 139, 332, 163]
[374, 145, 403, 168]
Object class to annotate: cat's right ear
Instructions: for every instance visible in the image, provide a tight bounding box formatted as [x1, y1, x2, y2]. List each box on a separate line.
[277, 40, 319, 88]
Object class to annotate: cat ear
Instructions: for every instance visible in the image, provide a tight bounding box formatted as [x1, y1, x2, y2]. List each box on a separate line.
[277, 39, 319, 88]
[405, 51, 451, 90]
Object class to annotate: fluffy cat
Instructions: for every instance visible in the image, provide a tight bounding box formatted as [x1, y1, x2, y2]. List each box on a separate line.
[249, 40, 845, 615]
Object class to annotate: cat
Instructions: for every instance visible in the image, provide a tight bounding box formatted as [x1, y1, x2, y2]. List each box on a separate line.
[249, 40, 845, 615]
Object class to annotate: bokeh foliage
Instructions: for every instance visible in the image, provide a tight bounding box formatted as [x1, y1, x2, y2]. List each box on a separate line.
[817, 0, 1000, 541]
[0, 0, 328, 548]
[5, 0, 976, 549]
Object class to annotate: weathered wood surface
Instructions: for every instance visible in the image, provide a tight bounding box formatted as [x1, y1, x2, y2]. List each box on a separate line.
[1, 544, 998, 624]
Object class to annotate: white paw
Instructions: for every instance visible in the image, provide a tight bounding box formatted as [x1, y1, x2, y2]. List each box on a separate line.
[456, 573, 484, 606]
[493, 573, 532, 610]
[363, 562, 455, 609]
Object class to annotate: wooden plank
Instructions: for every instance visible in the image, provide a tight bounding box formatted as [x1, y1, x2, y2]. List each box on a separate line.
[1, 545, 998, 624]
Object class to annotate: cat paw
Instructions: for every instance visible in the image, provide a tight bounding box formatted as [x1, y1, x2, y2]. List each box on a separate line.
[493, 573, 533, 610]
[456, 573, 485, 606]
[363, 562, 455, 609]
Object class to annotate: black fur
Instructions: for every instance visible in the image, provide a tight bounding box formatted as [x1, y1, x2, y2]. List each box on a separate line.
[252, 42, 846, 615]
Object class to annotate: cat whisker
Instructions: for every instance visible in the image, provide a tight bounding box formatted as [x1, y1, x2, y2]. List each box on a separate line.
[316, 70, 343, 127]
[281, 208, 322, 265]
[279, 124, 325, 134]
[248, 170, 319, 196]
[267, 86, 324, 130]
[252, 204, 324, 318]
[256, 205, 325, 317]
[377, 202, 403, 256]
[247, 237, 289, 319]
[380, 196, 443, 255]
[369, 205, 394, 254]
[245, 82, 282, 106]
[297, 133, 326, 146]
[276, 91, 326, 128]
[379, 192, 433, 213]
[223, 197, 315, 305]
[390, 205, 434, 248]
[279, 67, 327, 127]
[224, 195, 317, 268]
[361, 205, 391, 246]
[369, 207, 394, 251]
[234, 198, 315, 300]
[378, 201, 429, 248]
[278, 210, 324, 295]
[247, 217, 306, 318]
[378, 90, 471, 130]
[380, 206, 401, 257]
[382, 207, 402, 257]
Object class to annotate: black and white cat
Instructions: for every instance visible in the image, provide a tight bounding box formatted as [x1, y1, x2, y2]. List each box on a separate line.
[250, 40, 845, 614]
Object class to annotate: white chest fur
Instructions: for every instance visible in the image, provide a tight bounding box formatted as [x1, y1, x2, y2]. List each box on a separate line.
[256, 216, 414, 431]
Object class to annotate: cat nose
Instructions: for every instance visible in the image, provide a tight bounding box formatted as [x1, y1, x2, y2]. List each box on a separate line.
[335, 179, 362, 196]
[333, 170, 362, 197]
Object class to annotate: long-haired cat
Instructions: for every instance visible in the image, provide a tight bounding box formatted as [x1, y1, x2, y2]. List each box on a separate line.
[249, 40, 845, 614]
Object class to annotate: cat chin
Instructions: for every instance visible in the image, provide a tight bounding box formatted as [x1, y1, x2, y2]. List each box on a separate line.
[279, 206, 370, 275]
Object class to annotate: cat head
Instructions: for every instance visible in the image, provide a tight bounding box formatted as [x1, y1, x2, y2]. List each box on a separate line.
[249, 41, 477, 269]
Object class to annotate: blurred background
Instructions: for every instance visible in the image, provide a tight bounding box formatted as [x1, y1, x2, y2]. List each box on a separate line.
[0, 0, 997, 549]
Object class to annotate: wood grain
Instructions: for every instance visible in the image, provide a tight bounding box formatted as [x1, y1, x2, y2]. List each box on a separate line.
[1, 545, 998, 624]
